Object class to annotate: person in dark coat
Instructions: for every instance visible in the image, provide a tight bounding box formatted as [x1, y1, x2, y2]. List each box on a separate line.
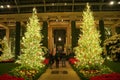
[55, 46, 63, 68]
[61, 52, 66, 67]
[49, 50, 54, 69]
[55, 51, 60, 68]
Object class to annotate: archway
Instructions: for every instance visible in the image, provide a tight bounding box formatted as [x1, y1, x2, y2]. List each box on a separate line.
[53, 29, 66, 50]
[48, 21, 71, 52]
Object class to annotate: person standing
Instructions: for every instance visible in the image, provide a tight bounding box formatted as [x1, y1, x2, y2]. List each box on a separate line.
[49, 49, 54, 69]
[61, 51, 66, 67]
[55, 46, 62, 68]
[55, 51, 60, 68]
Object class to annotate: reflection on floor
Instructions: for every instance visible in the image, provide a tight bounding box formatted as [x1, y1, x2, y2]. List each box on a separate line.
[38, 61, 81, 80]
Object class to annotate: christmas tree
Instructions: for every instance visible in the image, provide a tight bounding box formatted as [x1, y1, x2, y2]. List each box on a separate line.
[16, 8, 45, 70]
[74, 3, 104, 70]
[0, 37, 14, 61]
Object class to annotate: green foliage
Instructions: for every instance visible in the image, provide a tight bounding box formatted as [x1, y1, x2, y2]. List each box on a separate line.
[72, 3, 113, 79]
[104, 60, 120, 73]
[10, 65, 47, 80]
[78, 64, 102, 71]
[100, 65, 112, 74]
[41, 21, 48, 48]
[71, 21, 80, 48]
[116, 27, 120, 34]
[10, 8, 48, 80]
[71, 58, 120, 80]
[71, 63, 112, 79]
[104, 34, 120, 61]
[104, 27, 112, 39]
[15, 22, 21, 59]
[79, 65, 112, 79]
[0, 63, 20, 75]
[0, 37, 14, 61]
[74, 3, 104, 70]
[99, 19, 105, 47]
[15, 8, 45, 70]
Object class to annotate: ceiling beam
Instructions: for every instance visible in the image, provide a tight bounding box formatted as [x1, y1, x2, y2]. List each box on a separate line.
[0, 23, 8, 29]
[9, 2, 110, 8]
[0, 11, 119, 22]
[112, 19, 120, 27]
[0, 11, 119, 28]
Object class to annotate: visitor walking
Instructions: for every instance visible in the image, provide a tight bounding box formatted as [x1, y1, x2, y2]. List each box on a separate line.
[61, 52, 66, 67]
[49, 50, 54, 69]
[55, 52, 60, 68]
[55, 46, 63, 68]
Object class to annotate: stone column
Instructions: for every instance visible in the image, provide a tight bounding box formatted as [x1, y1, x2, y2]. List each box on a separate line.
[66, 22, 71, 49]
[15, 22, 21, 59]
[42, 21, 48, 48]
[6, 28, 9, 41]
[48, 24, 53, 51]
[99, 19, 105, 47]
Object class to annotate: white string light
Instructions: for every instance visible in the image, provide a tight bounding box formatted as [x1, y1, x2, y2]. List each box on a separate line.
[0, 5, 11, 8]
[0, 5, 4, 8]
[109, 1, 114, 5]
[118, 1, 120, 4]
[64, 3, 67, 6]
[52, 3, 55, 6]
[7, 5, 10, 8]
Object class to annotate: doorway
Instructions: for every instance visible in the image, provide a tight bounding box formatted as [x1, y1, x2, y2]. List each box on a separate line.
[53, 29, 66, 50]
[48, 21, 71, 52]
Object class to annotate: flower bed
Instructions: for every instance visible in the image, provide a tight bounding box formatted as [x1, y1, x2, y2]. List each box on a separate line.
[80, 69, 101, 78]
[90, 73, 120, 80]
[0, 58, 15, 63]
[10, 65, 47, 80]
[69, 58, 113, 80]
[10, 61, 48, 80]
[0, 74, 24, 80]
[71, 64, 113, 80]
[10, 67, 46, 80]
[77, 65, 112, 80]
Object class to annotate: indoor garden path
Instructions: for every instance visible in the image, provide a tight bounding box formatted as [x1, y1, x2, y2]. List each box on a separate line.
[38, 61, 81, 80]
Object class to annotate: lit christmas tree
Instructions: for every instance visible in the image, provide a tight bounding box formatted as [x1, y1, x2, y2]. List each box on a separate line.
[74, 3, 104, 70]
[0, 37, 14, 61]
[16, 8, 45, 70]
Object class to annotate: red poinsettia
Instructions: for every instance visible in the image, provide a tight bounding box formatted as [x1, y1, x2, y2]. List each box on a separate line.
[0, 74, 24, 80]
[69, 58, 79, 64]
[43, 58, 49, 65]
[90, 73, 120, 80]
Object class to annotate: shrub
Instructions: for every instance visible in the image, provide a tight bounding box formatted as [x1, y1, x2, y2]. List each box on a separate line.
[104, 34, 120, 61]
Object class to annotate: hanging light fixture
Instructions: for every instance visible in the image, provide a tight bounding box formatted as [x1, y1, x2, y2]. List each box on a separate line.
[58, 37, 62, 41]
